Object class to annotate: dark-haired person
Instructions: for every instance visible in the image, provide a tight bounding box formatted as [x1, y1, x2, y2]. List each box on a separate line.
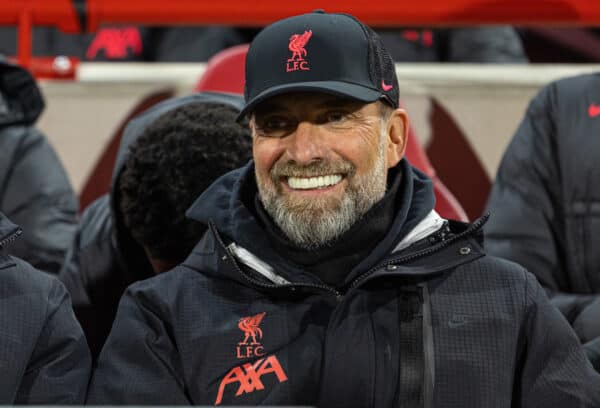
[0, 211, 90, 403]
[0, 57, 78, 274]
[485, 73, 600, 371]
[88, 12, 600, 407]
[59, 92, 252, 357]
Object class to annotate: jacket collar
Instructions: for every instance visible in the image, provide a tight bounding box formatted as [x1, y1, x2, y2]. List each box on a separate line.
[186, 158, 489, 290]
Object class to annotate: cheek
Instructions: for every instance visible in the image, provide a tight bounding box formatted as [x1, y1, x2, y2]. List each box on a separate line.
[253, 138, 283, 178]
[336, 129, 381, 172]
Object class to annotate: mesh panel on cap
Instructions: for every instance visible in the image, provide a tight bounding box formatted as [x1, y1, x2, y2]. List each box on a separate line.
[366, 26, 399, 108]
[342, 13, 399, 108]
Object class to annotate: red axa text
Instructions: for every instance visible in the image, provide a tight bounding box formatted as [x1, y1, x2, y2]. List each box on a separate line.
[86, 27, 142, 60]
[215, 355, 288, 405]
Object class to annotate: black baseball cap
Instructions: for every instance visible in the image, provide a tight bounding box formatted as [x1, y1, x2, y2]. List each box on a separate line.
[239, 11, 399, 118]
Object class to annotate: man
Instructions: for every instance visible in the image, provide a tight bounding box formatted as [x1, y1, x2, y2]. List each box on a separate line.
[59, 92, 252, 357]
[0, 211, 90, 403]
[485, 73, 600, 371]
[0, 57, 78, 274]
[88, 12, 600, 406]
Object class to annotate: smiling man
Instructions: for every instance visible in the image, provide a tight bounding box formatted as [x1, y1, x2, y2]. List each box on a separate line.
[88, 11, 600, 407]
[251, 93, 400, 253]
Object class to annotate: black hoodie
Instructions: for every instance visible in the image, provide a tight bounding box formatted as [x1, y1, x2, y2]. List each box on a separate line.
[0, 58, 77, 274]
[0, 212, 90, 403]
[88, 160, 600, 407]
[58, 91, 246, 357]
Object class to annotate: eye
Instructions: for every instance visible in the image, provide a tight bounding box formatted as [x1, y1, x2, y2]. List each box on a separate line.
[263, 116, 291, 130]
[253, 115, 296, 137]
[326, 111, 346, 123]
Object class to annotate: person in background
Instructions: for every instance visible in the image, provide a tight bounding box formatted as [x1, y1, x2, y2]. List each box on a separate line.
[88, 11, 600, 406]
[59, 92, 252, 357]
[378, 26, 528, 63]
[0, 211, 90, 403]
[485, 73, 600, 371]
[0, 57, 78, 274]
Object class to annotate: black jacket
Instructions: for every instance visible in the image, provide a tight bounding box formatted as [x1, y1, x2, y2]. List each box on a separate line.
[88, 160, 600, 407]
[485, 74, 600, 352]
[0, 212, 90, 403]
[59, 92, 246, 357]
[0, 59, 78, 274]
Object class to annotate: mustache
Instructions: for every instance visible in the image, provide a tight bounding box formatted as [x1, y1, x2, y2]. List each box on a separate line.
[270, 160, 356, 179]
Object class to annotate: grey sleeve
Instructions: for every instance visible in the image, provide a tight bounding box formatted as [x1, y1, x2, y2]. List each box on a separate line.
[15, 279, 91, 404]
[87, 287, 190, 404]
[519, 272, 600, 407]
[447, 26, 528, 63]
[1, 128, 78, 274]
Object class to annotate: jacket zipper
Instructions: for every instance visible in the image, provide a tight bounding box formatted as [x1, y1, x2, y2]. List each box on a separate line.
[208, 222, 342, 299]
[209, 214, 487, 300]
[350, 214, 489, 289]
[0, 227, 22, 249]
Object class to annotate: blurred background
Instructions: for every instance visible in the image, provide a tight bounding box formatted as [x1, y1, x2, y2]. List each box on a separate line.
[3, 0, 600, 220]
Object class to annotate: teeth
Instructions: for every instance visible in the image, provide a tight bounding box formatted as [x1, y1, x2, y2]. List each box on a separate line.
[288, 175, 342, 190]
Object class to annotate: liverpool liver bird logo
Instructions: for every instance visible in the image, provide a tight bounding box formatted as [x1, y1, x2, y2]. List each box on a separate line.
[288, 30, 312, 62]
[238, 312, 266, 345]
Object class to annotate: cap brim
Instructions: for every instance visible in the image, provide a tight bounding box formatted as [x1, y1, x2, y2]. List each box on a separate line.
[237, 81, 383, 120]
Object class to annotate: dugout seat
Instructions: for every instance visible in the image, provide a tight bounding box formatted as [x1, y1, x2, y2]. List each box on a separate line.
[195, 45, 468, 222]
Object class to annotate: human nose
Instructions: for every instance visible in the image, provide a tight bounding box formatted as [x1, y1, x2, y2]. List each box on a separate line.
[285, 121, 325, 165]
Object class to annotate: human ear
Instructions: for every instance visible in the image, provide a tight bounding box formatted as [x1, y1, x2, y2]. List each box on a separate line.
[385, 108, 408, 168]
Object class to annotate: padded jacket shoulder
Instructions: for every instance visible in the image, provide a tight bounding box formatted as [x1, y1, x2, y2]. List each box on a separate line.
[485, 73, 600, 344]
[0, 213, 90, 403]
[0, 60, 77, 274]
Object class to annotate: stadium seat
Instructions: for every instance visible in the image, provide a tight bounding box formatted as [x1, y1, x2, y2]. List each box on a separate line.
[194, 44, 249, 94]
[195, 45, 469, 222]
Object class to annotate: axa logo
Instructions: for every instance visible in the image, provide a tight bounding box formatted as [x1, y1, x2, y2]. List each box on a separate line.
[215, 355, 288, 405]
[86, 27, 142, 60]
[237, 312, 266, 359]
[216, 312, 288, 405]
[286, 30, 312, 72]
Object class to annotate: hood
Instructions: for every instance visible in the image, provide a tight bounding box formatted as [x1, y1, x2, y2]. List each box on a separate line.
[186, 158, 440, 282]
[0, 212, 21, 250]
[0, 58, 44, 128]
[108, 92, 245, 276]
[110, 91, 245, 191]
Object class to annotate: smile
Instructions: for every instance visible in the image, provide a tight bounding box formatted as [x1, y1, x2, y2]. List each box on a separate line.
[287, 174, 343, 190]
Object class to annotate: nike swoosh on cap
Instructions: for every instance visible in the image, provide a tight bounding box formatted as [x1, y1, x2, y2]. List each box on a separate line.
[381, 80, 393, 91]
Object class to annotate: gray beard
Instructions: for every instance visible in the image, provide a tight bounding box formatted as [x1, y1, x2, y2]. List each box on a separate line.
[256, 129, 388, 249]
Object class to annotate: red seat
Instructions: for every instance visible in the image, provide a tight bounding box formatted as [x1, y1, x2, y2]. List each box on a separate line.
[196, 45, 468, 222]
[194, 44, 249, 94]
